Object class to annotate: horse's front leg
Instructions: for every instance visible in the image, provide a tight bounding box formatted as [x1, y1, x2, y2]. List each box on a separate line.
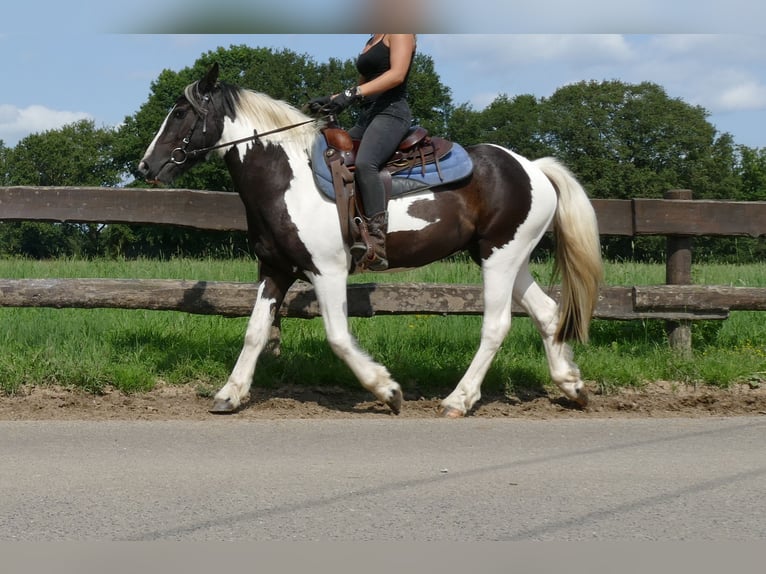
[309, 272, 403, 414]
[210, 270, 294, 413]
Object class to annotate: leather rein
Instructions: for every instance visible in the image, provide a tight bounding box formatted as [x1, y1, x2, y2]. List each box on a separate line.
[169, 117, 320, 166]
[167, 89, 324, 166]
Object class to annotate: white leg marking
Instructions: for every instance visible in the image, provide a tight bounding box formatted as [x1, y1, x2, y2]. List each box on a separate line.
[213, 281, 277, 410]
[441, 243, 524, 414]
[513, 267, 586, 401]
[309, 271, 402, 409]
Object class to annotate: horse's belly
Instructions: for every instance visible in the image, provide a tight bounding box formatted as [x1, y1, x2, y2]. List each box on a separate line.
[386, 192, 475, 267]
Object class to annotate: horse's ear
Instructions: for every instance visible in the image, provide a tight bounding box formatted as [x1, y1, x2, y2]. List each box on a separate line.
[199, 63, 220, 94]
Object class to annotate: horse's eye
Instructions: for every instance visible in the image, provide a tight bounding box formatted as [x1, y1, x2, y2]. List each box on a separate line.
[173, 109, 187, 120]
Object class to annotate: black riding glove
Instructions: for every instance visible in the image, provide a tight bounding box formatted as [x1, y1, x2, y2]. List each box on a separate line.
[306, 95, 332, 114]
[328, 87, 360, 114]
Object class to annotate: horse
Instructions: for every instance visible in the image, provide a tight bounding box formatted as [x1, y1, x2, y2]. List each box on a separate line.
[138, 63, 603, 417]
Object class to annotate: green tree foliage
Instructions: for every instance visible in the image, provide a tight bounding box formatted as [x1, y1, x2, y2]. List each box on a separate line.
[695, 144, 766, 263]
[405, 53, 453, 136]
[538, 80, 733, 200]
[736, 145, 766, 201]
[0, 120, 120, 258]
[530, 80, 752, 261]
[0, 140, 8, 184]
[446, 94, 551, 159]
[5, 119, 119, 187]
[116, 46, 452, 186]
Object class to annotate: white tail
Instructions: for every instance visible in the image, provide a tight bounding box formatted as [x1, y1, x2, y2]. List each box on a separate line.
[534, 157, 603, 342]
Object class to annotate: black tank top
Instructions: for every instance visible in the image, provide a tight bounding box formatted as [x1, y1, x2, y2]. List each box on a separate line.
[356, 36, 413, 105]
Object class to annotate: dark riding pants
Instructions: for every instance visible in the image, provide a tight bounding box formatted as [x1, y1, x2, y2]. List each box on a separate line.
[348, 99, 412, 216]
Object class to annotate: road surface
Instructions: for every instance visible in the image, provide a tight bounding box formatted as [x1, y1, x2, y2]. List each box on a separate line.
[1, 417, 765, 541]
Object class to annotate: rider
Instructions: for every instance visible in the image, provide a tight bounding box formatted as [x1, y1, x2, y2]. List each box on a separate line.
[311, 33, 416, 271]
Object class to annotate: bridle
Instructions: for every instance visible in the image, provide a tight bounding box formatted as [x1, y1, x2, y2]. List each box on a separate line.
[166, 84, 323, 167]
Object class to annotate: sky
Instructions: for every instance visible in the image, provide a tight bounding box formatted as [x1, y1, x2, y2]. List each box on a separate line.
[2, 2, 766, 150]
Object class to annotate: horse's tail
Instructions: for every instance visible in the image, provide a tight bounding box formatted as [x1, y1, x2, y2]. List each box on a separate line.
[534, 157, 603, 343]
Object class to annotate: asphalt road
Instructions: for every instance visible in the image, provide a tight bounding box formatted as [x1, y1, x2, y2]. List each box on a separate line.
[1, 417, 765, 541]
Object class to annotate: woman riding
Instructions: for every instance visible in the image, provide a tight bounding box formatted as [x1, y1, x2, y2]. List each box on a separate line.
[311, 33, 416, 271]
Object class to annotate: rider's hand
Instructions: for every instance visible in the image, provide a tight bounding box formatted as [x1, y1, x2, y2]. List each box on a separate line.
[306, 95, 332, 114]
[328, 87, 360, 114]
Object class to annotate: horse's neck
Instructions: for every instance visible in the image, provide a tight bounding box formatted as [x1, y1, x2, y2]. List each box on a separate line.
[219, 116, 264, 151]
[222, 122, 317, 210]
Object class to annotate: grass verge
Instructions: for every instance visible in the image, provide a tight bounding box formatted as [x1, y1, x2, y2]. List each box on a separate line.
[1, 257, 764, 398]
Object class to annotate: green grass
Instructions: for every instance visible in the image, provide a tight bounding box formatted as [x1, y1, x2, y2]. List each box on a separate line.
[1, 256, 765, 398]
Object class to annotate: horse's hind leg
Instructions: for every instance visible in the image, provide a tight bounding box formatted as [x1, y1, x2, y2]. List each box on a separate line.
[512, 265, 589, 406]
[309, 271, 403, 414]
[210, 271, 294, 413]
[440, 249, 524, 417]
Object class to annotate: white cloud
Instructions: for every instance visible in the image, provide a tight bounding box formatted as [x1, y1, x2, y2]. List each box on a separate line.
[628, 36, 766, 113]
[717, 82, 766, 111]
[647, 34, 766, 62]
[0, 104, 92, 146]
[422, 34, 766, 121]
[426, 34, 635, 68]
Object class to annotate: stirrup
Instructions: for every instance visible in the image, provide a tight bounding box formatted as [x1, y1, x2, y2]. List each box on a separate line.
[351, 216, 374, 262]
[350, 216, 388, 271]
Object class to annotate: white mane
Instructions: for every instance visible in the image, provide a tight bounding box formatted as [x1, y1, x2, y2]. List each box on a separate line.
[232, 89, 321, 151]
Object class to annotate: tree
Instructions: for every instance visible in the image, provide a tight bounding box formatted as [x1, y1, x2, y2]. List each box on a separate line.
[0, 140, 9, 185]
[538, 80, 734, 201]
[0, 120, 121, 258]
[446, 94, 551, 159]
[406, 53, 453, 136]
[537, 80, 748, 261]
[117, 46, 455, 187]
[736, 145, 766, 201]
[6, 119, 119, 187]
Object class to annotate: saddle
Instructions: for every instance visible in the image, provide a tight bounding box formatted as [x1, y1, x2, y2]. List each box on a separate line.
[320, 124, 454, 264]
[323, 125, 453, 177]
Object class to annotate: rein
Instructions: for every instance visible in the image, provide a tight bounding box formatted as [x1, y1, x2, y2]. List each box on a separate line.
[170, 116, 321, 166]
[165, 80, 336, 167]
[189, 118, 319, 161]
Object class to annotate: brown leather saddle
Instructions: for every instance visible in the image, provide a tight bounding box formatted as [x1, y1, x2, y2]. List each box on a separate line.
[321, 124, 454, 257]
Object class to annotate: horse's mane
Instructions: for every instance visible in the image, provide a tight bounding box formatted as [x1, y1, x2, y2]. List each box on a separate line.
[185, 80, 320, 149]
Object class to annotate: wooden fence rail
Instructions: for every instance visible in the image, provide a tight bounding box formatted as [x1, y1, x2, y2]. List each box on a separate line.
[5, 278, 763, 321]
[2, 186, 766, 352]
[3, 186, 766, 236]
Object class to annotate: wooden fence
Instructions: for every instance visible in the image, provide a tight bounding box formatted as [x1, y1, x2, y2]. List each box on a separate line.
[2, 186, 766, 352]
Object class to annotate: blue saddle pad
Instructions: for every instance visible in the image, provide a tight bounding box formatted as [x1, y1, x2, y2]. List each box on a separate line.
[311, 137, 474, 200]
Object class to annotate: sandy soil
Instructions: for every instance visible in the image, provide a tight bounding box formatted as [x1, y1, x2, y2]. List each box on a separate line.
[2, 381, 765, 421]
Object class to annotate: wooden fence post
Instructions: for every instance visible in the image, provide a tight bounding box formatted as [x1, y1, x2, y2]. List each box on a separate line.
[664, 189, 693, 354]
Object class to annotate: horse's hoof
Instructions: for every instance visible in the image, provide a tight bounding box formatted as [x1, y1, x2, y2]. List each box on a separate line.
[440, 406, 465, 419]
[209, 397, 237, 414]
[574, 387, 590, 408]
[386, 388, 403, 415]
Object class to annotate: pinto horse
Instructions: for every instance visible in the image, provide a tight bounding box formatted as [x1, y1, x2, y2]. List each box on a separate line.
[138, 64, 603, 417]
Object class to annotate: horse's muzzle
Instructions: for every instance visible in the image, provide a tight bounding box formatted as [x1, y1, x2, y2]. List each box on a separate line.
[137, 160, 151, 178]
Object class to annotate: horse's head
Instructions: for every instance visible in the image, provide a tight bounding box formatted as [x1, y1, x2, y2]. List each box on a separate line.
[138, 63, 226, 184]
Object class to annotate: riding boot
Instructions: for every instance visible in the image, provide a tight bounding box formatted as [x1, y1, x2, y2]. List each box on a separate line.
[350, 211, 389, 271]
